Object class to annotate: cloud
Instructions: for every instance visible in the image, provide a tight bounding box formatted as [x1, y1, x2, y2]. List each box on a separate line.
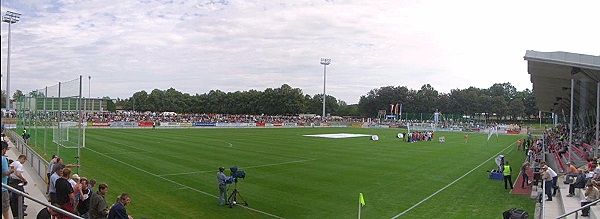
[1, 0, 599, 104]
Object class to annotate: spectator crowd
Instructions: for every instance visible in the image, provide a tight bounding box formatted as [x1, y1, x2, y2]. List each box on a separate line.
[1, 131, 134, 219]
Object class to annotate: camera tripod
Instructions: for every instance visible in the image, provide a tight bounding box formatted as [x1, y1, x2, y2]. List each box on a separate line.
[227, 181, 248, 208]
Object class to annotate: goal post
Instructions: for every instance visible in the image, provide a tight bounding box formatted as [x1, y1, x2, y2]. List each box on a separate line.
[53, 121, 82, 148]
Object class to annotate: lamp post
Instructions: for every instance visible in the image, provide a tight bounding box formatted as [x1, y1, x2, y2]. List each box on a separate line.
[320, 58, 331, 120]
[88, 76, 91, 112]
[2, 11, 21, 110]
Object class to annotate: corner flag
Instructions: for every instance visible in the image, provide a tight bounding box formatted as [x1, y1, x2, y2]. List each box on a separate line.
[359, 193, 365, 206]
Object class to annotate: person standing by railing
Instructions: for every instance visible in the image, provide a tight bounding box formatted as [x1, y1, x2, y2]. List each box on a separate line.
[107, 193, 133, 219]
[89, 183, 109, 219]
[56, 168, 75, 219]
[580, 183, 600, 217]
[541, 166, 553, 201]
[9, 154, 28, 217]
[2, 141, 14, 219]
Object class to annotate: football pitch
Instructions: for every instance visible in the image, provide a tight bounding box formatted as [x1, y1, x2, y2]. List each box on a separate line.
[42, 127, 533, 218]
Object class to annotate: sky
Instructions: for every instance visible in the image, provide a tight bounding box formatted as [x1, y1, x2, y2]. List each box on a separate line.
[1, 0, 599, 104]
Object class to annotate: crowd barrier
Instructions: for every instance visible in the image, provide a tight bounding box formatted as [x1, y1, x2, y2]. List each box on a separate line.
[6, 130, 49, 183]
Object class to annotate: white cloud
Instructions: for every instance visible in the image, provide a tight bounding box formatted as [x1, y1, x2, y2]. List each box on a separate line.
[1, 0, 599, 104]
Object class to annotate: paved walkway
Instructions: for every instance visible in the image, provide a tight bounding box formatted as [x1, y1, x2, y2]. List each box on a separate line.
[4, 139, 50, 219]
[511, 165, 534, 195]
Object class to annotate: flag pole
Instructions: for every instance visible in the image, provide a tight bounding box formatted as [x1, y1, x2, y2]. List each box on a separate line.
[358, 201, 361, 219]
[358, 193, 365, 219]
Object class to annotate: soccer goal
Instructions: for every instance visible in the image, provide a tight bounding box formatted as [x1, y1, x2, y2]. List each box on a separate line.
[53, 121, 83, 148]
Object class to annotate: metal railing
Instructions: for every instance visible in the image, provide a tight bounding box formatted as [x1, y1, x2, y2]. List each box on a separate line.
[542, 180, 546, 218]
[2, 183, 83, 219]
[6, 129, 50, 182]
[556, 197, 600, 219]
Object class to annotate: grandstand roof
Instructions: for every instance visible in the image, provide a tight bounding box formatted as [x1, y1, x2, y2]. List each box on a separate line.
[524, 50, 600, 113]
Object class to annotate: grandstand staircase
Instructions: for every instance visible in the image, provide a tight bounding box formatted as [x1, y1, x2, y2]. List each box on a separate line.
[536, 150, 599, 219]
[536, 176, 600, 219]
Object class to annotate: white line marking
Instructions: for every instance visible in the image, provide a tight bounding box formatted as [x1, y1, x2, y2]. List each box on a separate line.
[159, 159, 314, 177]
[90, 136, 152, 153]
[390, 142, 516, 219]
[85, 147, 285, 219]
[102, 151, 152, 155]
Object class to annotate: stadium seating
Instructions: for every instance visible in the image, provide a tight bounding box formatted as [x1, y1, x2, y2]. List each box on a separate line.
[554, 175, 600, 218]
[570, 145, 589, 161]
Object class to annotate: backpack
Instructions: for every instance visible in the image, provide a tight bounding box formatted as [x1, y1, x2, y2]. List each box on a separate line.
[502, 208, 529, 219]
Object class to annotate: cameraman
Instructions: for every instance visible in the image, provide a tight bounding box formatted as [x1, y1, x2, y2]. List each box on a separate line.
[217, 167, 229, 206]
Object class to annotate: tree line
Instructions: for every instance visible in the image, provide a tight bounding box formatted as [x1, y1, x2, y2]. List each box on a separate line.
[2, 82, 537, 119]
[110, 82, 536, 119]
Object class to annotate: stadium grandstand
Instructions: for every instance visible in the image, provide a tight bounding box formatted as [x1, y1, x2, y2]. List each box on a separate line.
[524, 50, 600, 218]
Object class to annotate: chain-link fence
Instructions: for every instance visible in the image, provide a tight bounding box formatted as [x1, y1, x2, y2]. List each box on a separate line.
[16, 76, 84, 173]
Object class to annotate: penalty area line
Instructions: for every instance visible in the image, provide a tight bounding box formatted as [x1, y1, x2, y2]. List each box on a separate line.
[390, 141, 516, 219]
[85, 147, 285, 219]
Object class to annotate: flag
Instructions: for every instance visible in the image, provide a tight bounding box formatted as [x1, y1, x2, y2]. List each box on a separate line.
[495, 126, 499, 138]
[394, 103, 399, 115]
[398, 104, 402, 117]
[359, 193, 365, 206]
[390, 104, 394, 115]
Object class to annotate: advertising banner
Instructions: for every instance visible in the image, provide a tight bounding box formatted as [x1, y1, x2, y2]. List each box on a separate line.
[217, 123, 243, 127]
[283, 123, 297, 127]
[194, 122, 216, 127]
[180, 123, 193, 127]
[123, 122, 137, 127]
[161, 122, 180, 127]
[92, 122, 110, 126]
[110, 122, 138, 127]
[138, 122, 154, 127]
[273, 123, 283, 127]
[256, 122, 266, 127]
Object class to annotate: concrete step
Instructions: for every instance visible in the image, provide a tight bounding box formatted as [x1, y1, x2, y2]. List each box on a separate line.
[555, 175, 600, 219]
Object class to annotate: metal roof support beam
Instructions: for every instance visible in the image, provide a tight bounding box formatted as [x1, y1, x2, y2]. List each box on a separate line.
[596, 82, 599, 158]
[569, 79, 574, 164]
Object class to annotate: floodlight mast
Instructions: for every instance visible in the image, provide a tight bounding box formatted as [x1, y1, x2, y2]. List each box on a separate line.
[320, 58, 331, 121]
[2, 11, 21, 110]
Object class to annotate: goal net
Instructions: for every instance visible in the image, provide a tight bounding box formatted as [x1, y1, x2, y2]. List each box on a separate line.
[53, 121, 82, 148]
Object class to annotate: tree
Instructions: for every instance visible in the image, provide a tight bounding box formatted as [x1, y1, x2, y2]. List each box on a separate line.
[110, 82, 535, 118]
[507, 98, 525, 120]
[1, 90, 5, 108]
[12, 90, 24, 102]
[487, 82, 517, 102]
[415, 84, 439, 113]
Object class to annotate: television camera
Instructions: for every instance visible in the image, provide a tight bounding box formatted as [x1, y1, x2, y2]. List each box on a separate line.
[227, 166, 248, 208]
[229, 166, 246, 180]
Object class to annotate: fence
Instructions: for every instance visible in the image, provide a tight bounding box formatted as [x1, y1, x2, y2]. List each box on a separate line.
[16, 76, 85, 168]
[6, 129, 49, 183]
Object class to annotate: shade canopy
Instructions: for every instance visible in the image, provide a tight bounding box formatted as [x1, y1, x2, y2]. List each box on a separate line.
[524, 50, 600, 113]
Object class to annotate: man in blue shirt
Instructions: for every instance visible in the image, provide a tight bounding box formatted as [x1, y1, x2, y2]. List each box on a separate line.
[2, 141, 14, 219]
[217, 166, 229, 206]
[108, 193, 132, 219]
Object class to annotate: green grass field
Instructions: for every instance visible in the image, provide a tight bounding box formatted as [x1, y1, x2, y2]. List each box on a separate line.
[28, 127, 534, 218]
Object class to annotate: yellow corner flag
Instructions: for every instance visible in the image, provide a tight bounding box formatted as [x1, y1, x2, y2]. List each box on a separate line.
[359, 193, 365, 206]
